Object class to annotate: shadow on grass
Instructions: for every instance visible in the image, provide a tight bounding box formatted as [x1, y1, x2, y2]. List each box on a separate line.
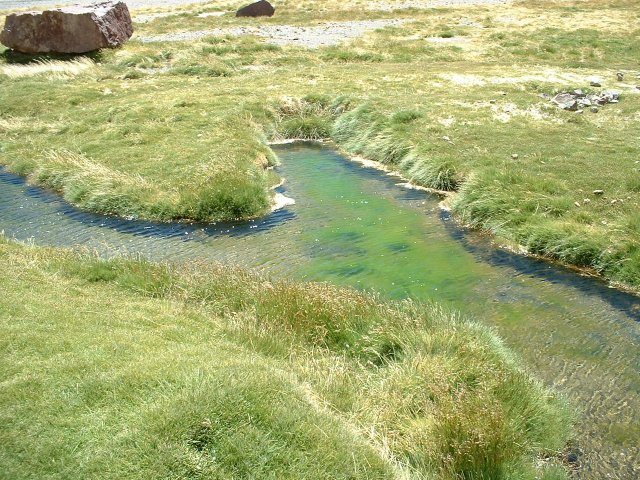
[0, 48, 106, 64]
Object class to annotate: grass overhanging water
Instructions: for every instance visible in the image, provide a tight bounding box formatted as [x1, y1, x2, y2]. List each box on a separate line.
[1, 0, 638, 289]
[0, 237, 574, 479]
[0, 0, 638, 477]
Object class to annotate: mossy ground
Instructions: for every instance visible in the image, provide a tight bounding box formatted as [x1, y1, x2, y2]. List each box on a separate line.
[0, 237, 573, 479]
[1, 0, 638, 288]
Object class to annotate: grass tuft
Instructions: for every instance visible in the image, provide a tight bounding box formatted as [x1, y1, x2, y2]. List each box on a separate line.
[0, 239, 574, 479]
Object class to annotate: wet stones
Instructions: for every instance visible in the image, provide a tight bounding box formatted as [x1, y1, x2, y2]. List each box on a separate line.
[0, 1, 133, 54]
[236, 0, 275, 17]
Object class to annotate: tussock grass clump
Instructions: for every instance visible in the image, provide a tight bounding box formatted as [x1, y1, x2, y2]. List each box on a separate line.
[272, 94, 354, 140]
[321, 46, 385, 63]
[0, 239, 573, 479]
[170, 63, 232, 77]
[333, 103, 413, 165]
[332, 103, 462, 191]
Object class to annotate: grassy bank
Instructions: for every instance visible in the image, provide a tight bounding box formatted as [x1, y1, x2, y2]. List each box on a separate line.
[0, 0, 638, 288]
[0, 237, 572, 479]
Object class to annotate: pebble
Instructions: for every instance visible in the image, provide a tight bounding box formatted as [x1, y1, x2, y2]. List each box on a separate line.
[593, 190, 604, 195]
[590, 81, 601, 87]
[617, 72, 624, 81]
[511, 153, 519, 159]
[590, 106, 599, 113]
[574, 201, 581, 207]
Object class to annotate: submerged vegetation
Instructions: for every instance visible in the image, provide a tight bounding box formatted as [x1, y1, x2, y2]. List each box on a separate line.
[0, 237, 573, 479]
[1, 0, 638, 288]
[3, 0, 638, 477]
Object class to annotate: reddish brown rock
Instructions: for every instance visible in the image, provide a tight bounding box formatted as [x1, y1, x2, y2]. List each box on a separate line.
[236, 0, 275, 17]
[0, 1, 133, 54]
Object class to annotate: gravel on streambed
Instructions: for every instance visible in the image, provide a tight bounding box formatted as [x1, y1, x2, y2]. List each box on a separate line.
[139, 19, 411, 48]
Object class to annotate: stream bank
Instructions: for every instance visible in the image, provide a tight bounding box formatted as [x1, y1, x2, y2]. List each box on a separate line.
[1, 143, 639, 478]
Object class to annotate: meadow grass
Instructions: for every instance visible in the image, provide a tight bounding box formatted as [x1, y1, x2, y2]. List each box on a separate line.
[0, 0, 638, 288]
[0, 237, 573, 479]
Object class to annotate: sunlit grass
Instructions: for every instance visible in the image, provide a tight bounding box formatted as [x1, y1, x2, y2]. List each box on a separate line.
[0, 0, 638, 287]
[0, 237, 574, 479]
[0, 57, 94, 78]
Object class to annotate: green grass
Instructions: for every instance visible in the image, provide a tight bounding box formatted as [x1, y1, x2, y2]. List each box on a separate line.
[0, 0, 638, 288]
[0, 237, 573, 479]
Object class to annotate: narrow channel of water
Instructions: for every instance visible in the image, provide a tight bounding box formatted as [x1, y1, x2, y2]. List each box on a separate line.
[1, 143, 638, 479]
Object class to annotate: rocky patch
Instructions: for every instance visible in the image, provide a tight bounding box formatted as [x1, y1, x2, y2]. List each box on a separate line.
[549, 90, 620, 112]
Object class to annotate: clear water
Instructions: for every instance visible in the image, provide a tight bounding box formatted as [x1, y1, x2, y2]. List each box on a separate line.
[1, 142, 639, 478]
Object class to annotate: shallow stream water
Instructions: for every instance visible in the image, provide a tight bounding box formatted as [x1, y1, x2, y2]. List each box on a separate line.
[1, 143, 639, 479]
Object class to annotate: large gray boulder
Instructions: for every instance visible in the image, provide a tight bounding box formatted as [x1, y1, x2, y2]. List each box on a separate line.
[0, 1, 133, 54]
[236, 0, 275, 17]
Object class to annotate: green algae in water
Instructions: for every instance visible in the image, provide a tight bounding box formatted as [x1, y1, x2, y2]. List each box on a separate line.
[1, 143, 639, 478]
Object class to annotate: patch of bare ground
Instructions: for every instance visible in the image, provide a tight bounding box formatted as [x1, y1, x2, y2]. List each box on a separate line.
[139, 19, 411, 47]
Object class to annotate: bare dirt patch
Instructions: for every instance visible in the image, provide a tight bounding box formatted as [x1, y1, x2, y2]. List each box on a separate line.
[139, 19, 411, 47]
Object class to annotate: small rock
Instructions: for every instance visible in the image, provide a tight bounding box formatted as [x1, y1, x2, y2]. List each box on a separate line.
[593, 190, 604, 195]
[567, 452, 580, 464]
[576, 109, 584, 114]
[489, 99, 497, 104]
[583, 198, 591, 203]
[590, 80, 601, 87]
[590, 106, 599, 113]
[511, 153, 519, 159]
[236, 0, 275, 17]
[617, 72, 624, 81]
[574, 201, 581, 207]
[611, 199, 618, 205]
[552, 92, 578, 111]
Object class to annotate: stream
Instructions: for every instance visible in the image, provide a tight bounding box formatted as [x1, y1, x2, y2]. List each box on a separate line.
[1, 142, 639, 479]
